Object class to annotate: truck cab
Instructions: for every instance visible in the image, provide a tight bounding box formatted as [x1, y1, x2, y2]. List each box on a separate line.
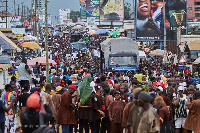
[108, 52, 138, 72]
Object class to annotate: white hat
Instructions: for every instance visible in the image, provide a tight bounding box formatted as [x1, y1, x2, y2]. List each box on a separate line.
[178, 86, 184, 91]
[158, 86, 163, 92]
[196, 84, 200, 89]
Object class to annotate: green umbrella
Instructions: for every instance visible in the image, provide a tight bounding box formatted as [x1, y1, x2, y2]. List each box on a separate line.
[109, 31, 121, 36]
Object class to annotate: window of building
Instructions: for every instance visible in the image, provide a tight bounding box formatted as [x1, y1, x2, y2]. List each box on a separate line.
[188, 7, 192, 10]
[195, 2, 200, 5]
[195, 7, 200, 11]
[195, 13, 200, 17]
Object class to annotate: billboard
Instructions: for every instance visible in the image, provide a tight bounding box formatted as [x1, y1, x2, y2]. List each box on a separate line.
[135, 0, 187, 41]
[100, 0, 124, 21]
[86, 0, 100, 18]
[59, 9, 70, 25]
[80, 0, 87, 19]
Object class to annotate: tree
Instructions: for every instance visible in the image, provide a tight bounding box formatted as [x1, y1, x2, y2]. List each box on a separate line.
[124, 2, 131, 20]
[70, 11, 80, 23]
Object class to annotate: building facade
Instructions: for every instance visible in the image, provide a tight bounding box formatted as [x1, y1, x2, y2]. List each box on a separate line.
[188, 0, 200, 21]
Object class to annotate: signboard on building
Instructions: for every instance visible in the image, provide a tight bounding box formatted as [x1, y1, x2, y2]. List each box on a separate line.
[80, 0, 87, 19]
[9, 16, 22, 27]
[86, 0, 100, 18]
[100, 0, 124, 22]
[87, 17, 95, 27]
[59, 9, 70, 25]
[135, 0, 187, 41]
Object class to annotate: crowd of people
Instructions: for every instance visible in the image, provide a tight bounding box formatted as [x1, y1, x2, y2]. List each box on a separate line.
[1, 33, 200, 133]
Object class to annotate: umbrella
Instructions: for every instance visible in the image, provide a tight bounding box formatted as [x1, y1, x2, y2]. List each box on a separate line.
[72, 25, 84, 30]
[108, 31, 121, 36]
[95, 29, 109, 35]
[27, 57, 56, 66]
[149, 49, 164, 57]
[23, 35, 37, 41]
[21, 42, 41, 49]
[89, 27, 99, 31]
[88, 30, 96, 35]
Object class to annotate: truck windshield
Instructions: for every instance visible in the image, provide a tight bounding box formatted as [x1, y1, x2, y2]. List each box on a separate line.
[71, 43, 86, 50]
[109, 56, 137, 66]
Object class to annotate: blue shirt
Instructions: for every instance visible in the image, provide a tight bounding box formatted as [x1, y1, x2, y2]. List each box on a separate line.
[0, 100, 5, 122]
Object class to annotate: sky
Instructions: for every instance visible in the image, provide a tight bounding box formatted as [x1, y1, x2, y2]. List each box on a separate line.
[8, 0, 134, 23]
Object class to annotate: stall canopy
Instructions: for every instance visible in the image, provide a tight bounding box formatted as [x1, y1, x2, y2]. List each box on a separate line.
[0, 31, 21, 52]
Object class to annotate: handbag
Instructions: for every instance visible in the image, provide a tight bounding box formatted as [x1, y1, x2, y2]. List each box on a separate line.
[160, 120, 176, 133]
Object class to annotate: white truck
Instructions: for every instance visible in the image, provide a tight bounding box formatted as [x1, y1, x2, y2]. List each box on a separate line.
[100, 37, 139, 72]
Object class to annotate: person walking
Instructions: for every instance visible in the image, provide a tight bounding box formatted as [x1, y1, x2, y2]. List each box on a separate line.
[184, 90, 200, 133]
[173, 86, 188, 133]
[57, 88, 76, 133]
[17, 58, 32, 89]
[0, 89, 16, 133]
[137, 91, 160, 133]
[108, 91, 126, 133]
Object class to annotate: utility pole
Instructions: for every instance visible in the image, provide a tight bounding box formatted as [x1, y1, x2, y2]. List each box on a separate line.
[24, 5, 26, 17]
[162, 0, 167, 63]
[22, 4, 23, 16]
[17, 4, 20, 16]
[34, 0, 37, 36]
[163, 0, 166, 52]
[45, 0, 49, 83]
[27, 7, 29, 16]
[14, 0, 16, 15]
[5, 0, 8, 28]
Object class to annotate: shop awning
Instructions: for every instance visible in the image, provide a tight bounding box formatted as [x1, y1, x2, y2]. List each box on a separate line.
[0, 31, 21, 52]
[188, 41, 200, 53]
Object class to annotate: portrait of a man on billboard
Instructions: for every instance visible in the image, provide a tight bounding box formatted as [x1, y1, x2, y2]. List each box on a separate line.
[135, 0, 186, 40]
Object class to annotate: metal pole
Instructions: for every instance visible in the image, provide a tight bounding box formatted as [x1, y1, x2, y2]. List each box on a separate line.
[163, 0, 166, 51]
[17, 4, 20, 16]
[34, 0, 37, 36]
[14, 0, 16, 15]
[5, 0, 8, 28]
[37, 9, 40, 44]
[45, 0, 49, 83]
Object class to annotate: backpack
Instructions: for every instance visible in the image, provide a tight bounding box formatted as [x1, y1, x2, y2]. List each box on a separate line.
[24, 112, 55, 133]
[33, 113, 55, 133]
[160, 121, 176, 133]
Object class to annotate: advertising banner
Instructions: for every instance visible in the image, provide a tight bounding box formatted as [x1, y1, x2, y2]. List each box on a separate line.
[59, 9, 70, 25]
[135, 0, 187, 41]
[87, 17, 96, 27]
[100, 0, 124, 21]
[9, 16, 22, 27]
[86, 0, 100, 18]
[80, 0, 87, 19]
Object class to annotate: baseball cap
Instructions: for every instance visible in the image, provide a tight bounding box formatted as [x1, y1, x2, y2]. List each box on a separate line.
[178, 86, 184, 91]
[56, 86, 62, 92]
[158, 86, 163, 92]
[69, 84, 77, 91]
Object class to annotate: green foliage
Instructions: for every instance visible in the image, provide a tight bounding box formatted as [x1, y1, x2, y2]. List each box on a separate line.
[78, 76, 93, 105]
[70, 11, 80, 23]
[124, 2, 131, 20]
